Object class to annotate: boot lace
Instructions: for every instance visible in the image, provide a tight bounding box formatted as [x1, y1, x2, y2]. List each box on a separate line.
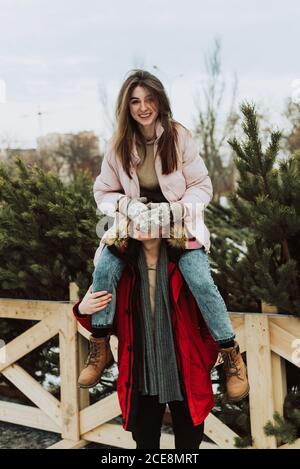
[222, 350, 241, 379]
[86, 340, 104, 367]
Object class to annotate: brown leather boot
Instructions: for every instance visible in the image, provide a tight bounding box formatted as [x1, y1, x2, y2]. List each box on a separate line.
[78, 335, 115, 388]
[220, 341, 250, 402]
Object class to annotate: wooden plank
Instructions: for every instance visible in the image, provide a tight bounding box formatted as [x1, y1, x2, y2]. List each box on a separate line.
[234, 324, 245, 352]
[204, 413, 238, 448]
[47, 439, 88, 449]
[70, 279, 89, 411]
[231, 314, 245, 330]
[200, 442, 219, 449]
[83, 423, 218, 449]
[271, 352, 287, 415]
[0, 312, 60, 373]
[59, 309, 80, 441]
[80, 393, 121, 434]
[110, 335, 118, 362]
[270, 316, 300, 344]
[2, 364, 61, 427]
[261, 302, 278, 314]
[0, 401, 60, 433]
[78, 334, 90, 410]
[69, 282, 79, 302]
[245, 315, 277, 449]
[270, 322, 300, 367]
[77, 322, 90, 340]
[83, 422, 136, 448]
[0, 298, 71, 320]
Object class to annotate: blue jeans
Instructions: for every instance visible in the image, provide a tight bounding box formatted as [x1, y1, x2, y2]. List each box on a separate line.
[91, 245, 235, 345]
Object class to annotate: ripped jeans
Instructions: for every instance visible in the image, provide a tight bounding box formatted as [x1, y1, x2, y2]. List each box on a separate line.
[91, 245, 235, 345]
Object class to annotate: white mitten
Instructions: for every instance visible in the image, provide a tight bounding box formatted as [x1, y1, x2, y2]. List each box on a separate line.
[135, 207, 161, 233]
[102, 216, 129, 245]
[146, 202, 171, 227]
[118, 196, 148, 220]
[147, 202, 185, 226]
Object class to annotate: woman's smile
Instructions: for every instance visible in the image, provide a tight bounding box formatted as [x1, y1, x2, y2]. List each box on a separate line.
[129, 85, 159, 134]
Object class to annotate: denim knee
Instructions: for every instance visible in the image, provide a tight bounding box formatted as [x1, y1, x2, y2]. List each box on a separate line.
[178, 249, 212, 287]
[92, 246, 125, 289]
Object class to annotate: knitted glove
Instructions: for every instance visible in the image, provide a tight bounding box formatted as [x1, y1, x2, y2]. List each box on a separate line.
[102, 215, 129, 248]
[146, 202, 171, 228]
[118, 196, 148, 220]
[134, 207, 161, 233]
[147, 202, 185, 223]
[147, 202, 187, 247]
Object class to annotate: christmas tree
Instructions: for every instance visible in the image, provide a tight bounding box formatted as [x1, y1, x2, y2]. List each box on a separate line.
[0, 157, 100, 389]
[0, 157, 99, 301]
[209, 103, 300, 447]
[205, 201, 260, 312]
[227, 103, 300, 315]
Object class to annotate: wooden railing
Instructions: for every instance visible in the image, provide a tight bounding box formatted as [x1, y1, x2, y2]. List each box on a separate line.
[0, 286, 299, 449]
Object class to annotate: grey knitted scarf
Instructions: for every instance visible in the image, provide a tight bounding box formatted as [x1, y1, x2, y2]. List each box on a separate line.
[137, 240, 184, 403]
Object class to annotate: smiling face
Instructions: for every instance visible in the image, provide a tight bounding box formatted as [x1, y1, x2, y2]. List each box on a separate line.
[129, 85, 159, 133]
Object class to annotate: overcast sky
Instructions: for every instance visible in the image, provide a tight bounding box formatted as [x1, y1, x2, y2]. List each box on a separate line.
[0, 0, 299, 149]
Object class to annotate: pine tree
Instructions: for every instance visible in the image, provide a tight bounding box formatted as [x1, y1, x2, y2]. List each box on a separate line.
[264, 391, 300, 444]
[205, 202, 261, 312]
[0, 157, 99, 301]
[209, 104, 300, 447]
[227, 103, 300, 315]
[0, 157, 101, 388]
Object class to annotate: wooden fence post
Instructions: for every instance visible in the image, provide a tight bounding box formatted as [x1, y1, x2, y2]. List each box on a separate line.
[69, 282, 90, 411]
[58, 284, 81, 441]
[245, 314, 277, 448]
[261, 302, 287, 416]
[271, 352, 287, 416]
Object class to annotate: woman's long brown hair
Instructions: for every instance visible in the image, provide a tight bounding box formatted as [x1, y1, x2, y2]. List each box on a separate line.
[112, 69, 181, 179]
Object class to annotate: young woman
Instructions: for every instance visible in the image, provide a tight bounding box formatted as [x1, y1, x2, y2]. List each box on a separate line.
[78, 69, 249, 402]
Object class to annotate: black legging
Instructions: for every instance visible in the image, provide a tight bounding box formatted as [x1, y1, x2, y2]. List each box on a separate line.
[132, 394, 204, 449]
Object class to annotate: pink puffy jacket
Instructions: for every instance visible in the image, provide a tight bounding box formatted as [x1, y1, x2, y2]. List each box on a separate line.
[93, 120, 213, 266]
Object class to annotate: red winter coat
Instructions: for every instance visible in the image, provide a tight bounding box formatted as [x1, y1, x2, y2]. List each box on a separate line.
[73, 259, 219, 431]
